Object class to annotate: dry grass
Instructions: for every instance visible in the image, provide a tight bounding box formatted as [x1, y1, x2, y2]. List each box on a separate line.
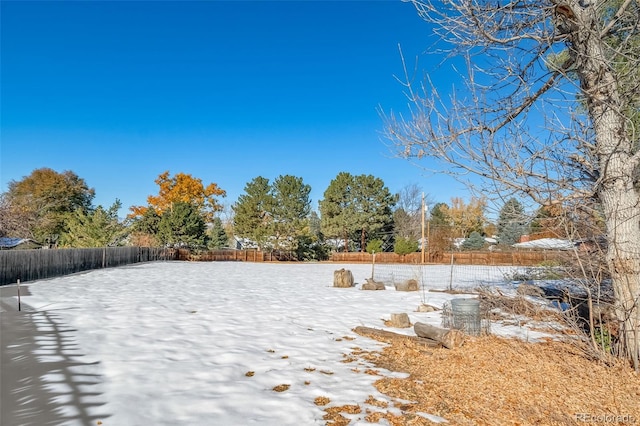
[344, 335, 639, 425]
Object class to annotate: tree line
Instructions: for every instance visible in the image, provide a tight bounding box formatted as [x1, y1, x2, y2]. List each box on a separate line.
[1, 167, 597, 259]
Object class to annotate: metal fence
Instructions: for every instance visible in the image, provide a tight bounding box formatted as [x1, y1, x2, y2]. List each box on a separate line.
[0, 247, 177, 286]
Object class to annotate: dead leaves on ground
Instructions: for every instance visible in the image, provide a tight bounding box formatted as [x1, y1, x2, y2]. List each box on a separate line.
[346, 334, 639, 425]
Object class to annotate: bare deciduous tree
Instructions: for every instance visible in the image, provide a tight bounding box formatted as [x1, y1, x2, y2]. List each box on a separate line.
[394, 183, 430, 240]
[381, 0, 639, 367]
[0, 192, 36, 239]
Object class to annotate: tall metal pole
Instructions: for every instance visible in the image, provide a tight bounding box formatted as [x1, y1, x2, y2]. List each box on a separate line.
[426, 203, 430, 263]
[421, 193, 425, 264]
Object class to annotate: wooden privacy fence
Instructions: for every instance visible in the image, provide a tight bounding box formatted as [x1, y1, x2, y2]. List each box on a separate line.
[176, 249, 568, 266]
[329, 250, 567, 266]
[177, 249, 284, 262]
[0, 247, 177, 286]
[1, 247, 566, 285]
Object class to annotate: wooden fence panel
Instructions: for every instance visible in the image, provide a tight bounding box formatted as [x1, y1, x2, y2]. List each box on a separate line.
[0, 247, 176, 286]
[329, 250, 565, 266]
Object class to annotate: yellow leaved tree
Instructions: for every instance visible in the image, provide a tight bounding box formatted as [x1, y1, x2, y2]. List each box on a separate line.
[129, 171, 226, 222]
[446, 196, 487, 238]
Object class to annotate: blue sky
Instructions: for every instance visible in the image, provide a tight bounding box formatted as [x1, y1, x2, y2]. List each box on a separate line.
[1, 0, 468, 216]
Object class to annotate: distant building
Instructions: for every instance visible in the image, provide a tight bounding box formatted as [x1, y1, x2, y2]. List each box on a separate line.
[0, 237, 43, 250]
[512, 238, 576, 251]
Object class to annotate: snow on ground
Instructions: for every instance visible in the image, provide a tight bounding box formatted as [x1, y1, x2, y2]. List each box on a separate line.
[12, 261, 555, 425]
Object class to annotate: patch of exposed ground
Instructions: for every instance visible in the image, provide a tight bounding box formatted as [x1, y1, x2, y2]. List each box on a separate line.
[338, 334, 639, 425]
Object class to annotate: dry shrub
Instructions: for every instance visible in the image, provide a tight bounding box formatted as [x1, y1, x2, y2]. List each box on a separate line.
[353, 334, 639, 425]
[476, 287, 616, 362]
[476, 287, 565, 323]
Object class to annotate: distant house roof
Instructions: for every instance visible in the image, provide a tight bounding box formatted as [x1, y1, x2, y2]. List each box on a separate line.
[512, 238, 576, 250]
[233, 236, 259, 250]
[0, 237, 43, 250]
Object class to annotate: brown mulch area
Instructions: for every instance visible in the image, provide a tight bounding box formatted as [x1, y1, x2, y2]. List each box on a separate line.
[330, 334, 639, 426]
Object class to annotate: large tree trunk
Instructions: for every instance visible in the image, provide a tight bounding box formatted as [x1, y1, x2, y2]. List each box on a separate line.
[601, 188, 640, 369]
[565, 1, 640, 369]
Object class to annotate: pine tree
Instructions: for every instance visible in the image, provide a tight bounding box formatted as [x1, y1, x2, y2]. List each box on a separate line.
[461, 231, 485, 251]
[129, 207, 162, 247]
[158, 202, 206, 248]
[61, 200, 126, 247]
[394, 236, 418, 255]
[232, 177, 274, 250]
[497, 198, 528, 246]
[208, 217, 229, 249]
[319, 173, 396, 252]
[351, 174, 397, 252]
[270, 175, 312, 252]
[319, 172, 358, 252]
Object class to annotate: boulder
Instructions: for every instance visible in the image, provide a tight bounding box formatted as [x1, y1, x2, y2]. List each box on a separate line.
[417, 304, 440, 312]
[362, 278, 385, 290]
[395, 279, 419, 292]
[333, 268, 354, 288]
[389, 313, 411, 328]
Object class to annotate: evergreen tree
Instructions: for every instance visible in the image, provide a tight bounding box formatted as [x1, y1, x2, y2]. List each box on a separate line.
[319, 172, 358, 251]
[309, 210, 322, 240]
[497, 198, 528, 246]
[366, 239, 383, 254]
[461, 231, 485, 251]
[429, 203, 450, 226]
[130, 206, 162, 247]
[351, 174, 396, 252]
[158, 202, 206, 248]
[319, 173, 396, 252]
[61, 200, 126, 247]
[270, 175, 312, 252]
[294, 211, 329, 261]
[232, 177, 274, 250]
[208, 217, 229, 249]
[394, 236, 418, 255]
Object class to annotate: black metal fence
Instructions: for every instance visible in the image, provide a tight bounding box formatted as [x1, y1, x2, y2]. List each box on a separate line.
[0, 247, 177, 286]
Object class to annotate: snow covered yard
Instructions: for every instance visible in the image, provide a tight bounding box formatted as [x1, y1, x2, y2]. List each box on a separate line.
[5, 261, 547, 425]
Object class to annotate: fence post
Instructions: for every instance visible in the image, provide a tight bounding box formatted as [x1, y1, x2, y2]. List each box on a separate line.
[17, 278, 21, 311]
[449, 252, 455, 291]
[371, 252, 376, 279]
